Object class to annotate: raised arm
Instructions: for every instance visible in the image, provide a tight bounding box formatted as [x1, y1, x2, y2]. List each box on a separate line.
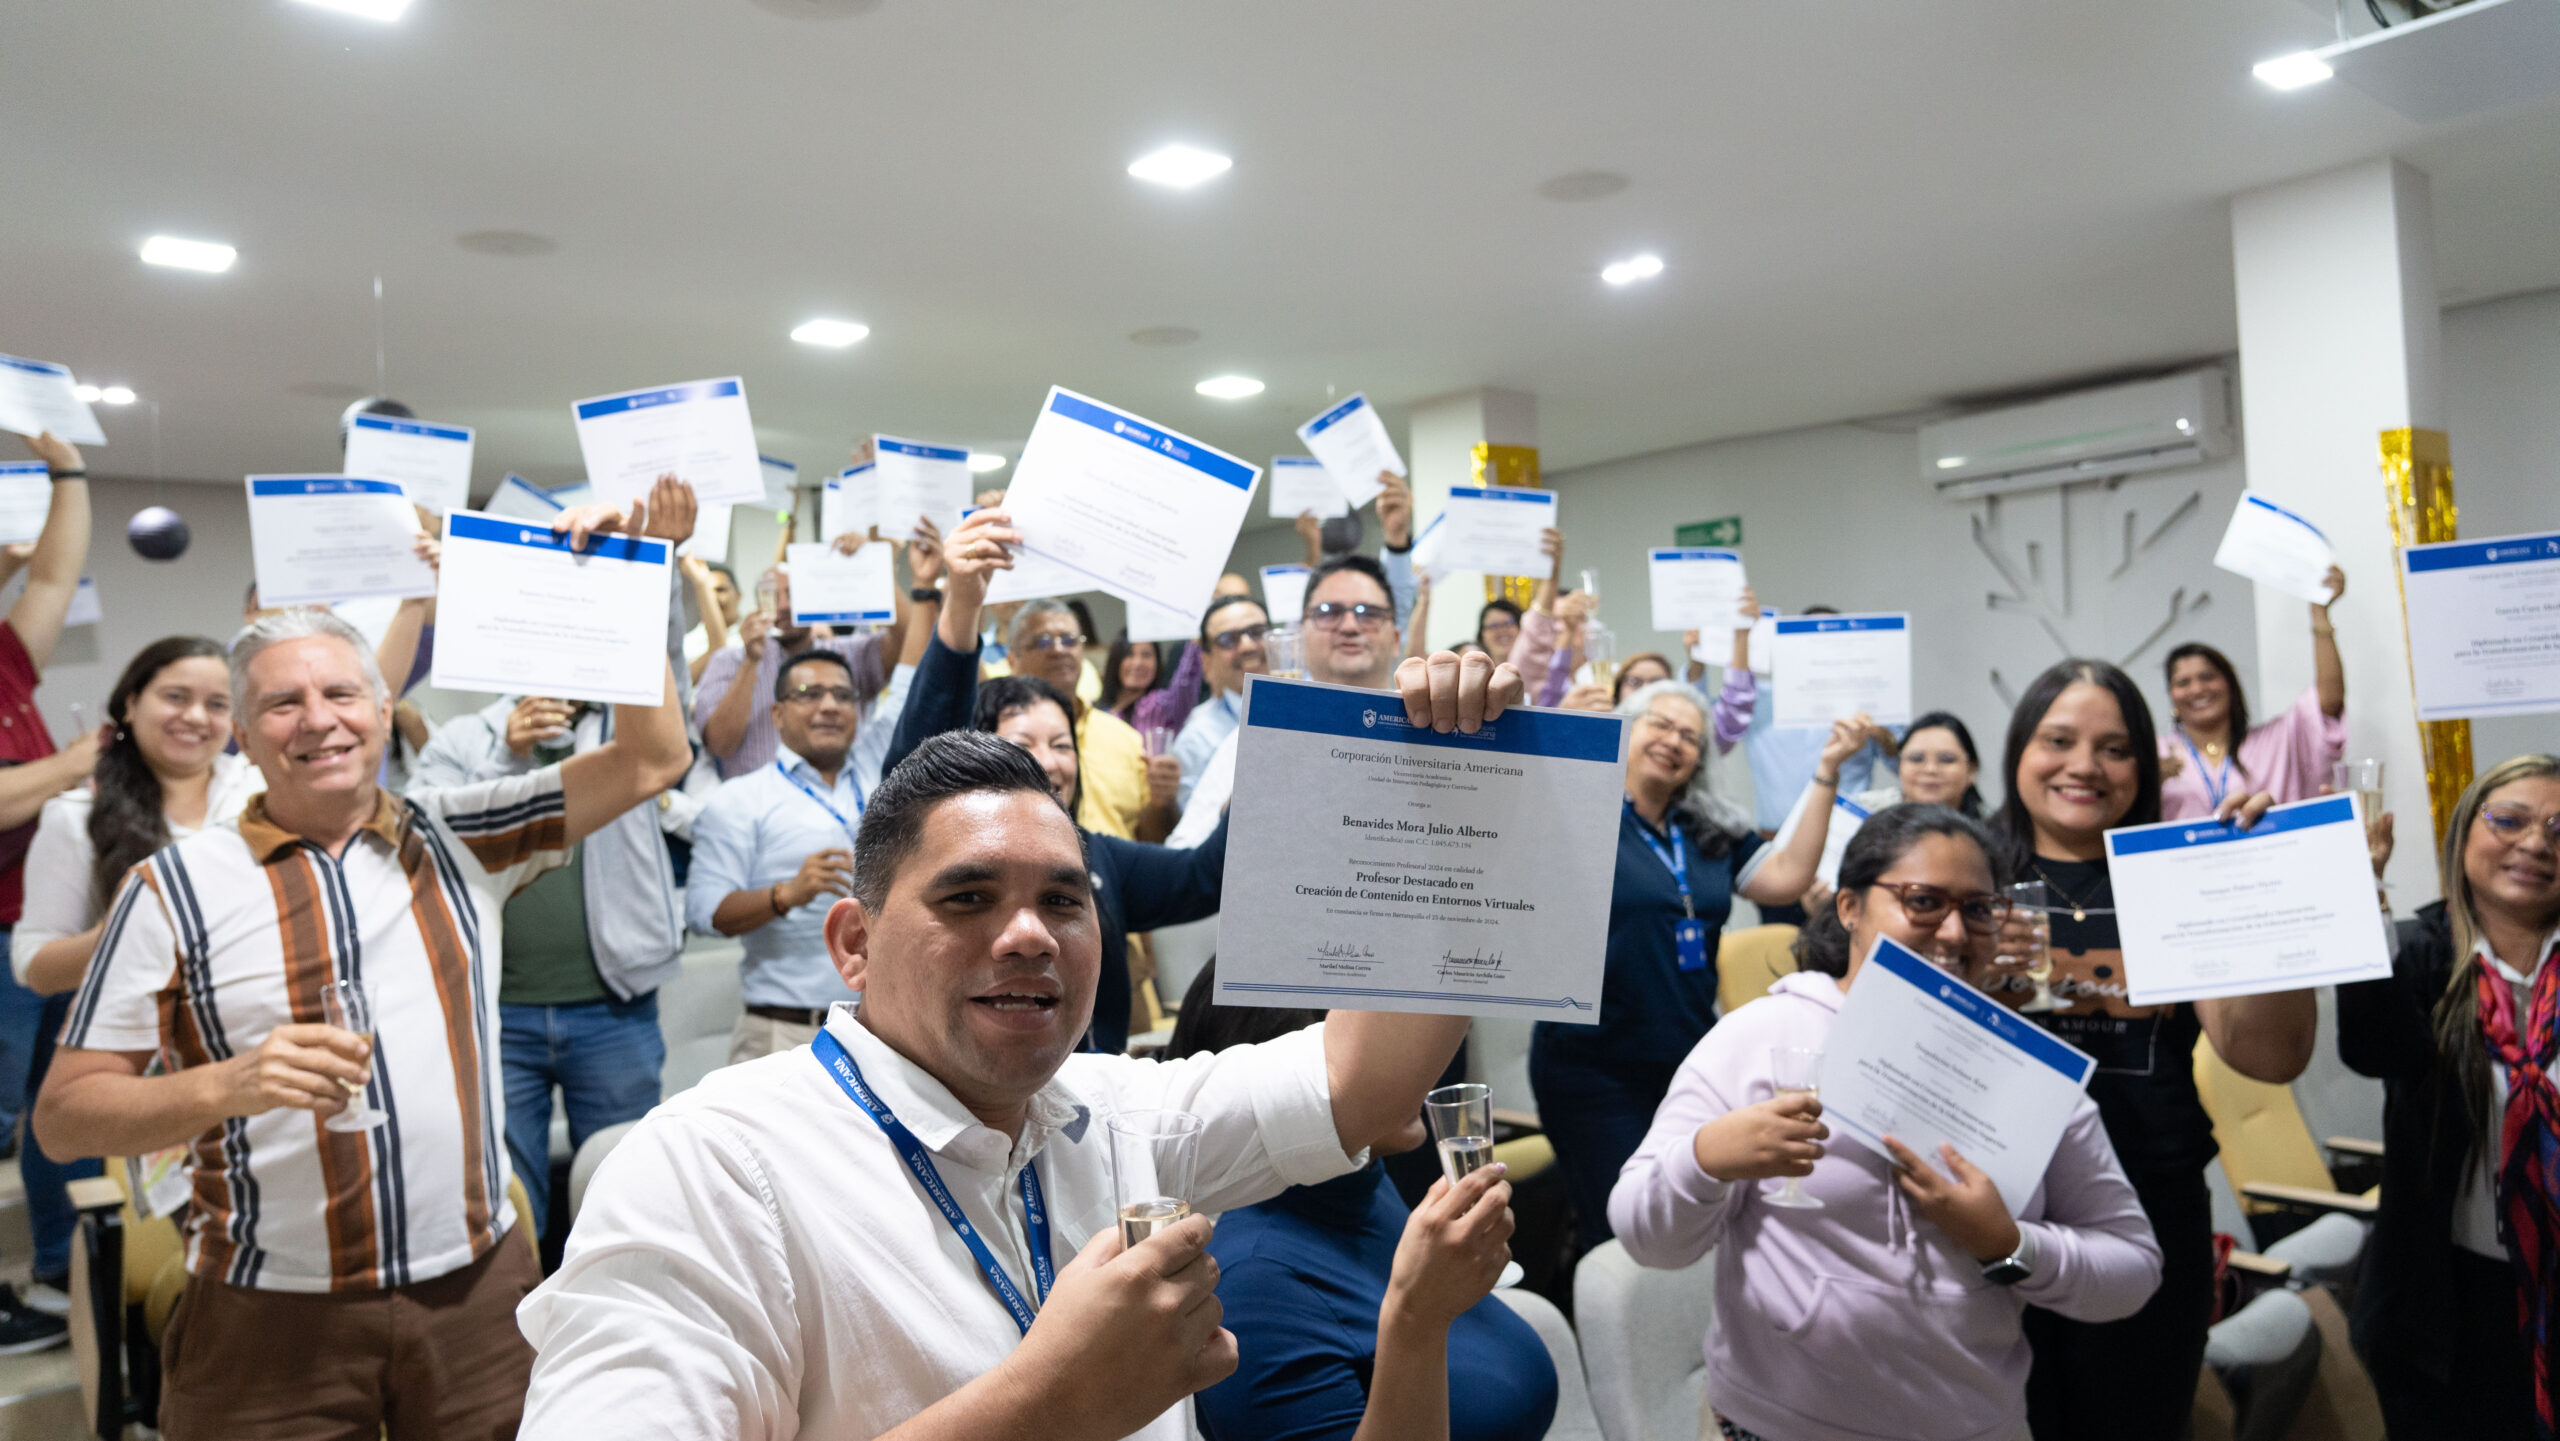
[552, 477, 699, 843]
[373, 534, 441, 700]
[2312, 564, 2347, 720]
[10, 432, 92, 670]
[1736, 715, 1865, 905]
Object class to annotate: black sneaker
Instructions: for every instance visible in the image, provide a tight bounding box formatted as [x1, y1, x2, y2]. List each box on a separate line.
[0, 1285, 67, 1354]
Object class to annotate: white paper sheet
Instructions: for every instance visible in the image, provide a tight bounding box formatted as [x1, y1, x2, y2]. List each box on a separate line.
[682, 501, 732, 562]
[65, 577, 100, 628]
[485, 474, 565, 522]
[430, 511, 674, 706]
[245, 476, 436, 608]
[984, 387, 1259, 620]
[1267, 455, 1350, 520]
[785, 540, 895, 628]
[1648, 548, 1749, 632]
[2212, 493, 2337, 605]
[1260, 564, 1311, 625]
[1438, 486, 1556, 580]
[1126, 595, 1201, 644]
[1410, 513, 1451, 584]
[822, 465, 876, 543]
[1820, 936, 2097, 1214]
[2106, 794, 2394, 1005]
[2401, 530, 2560, 722]
[873, 434, 972, 541]
[760, 454, 800, 511]
[0, 462, 51, 545]
[1213, 677, 1627, 1020]
[0, 354, 105, 446]
[1771, 613, 1911, 728]
[1295, 394, 1398, 510]
[572, 376, 764, 508]
[341, 413, 475, 515]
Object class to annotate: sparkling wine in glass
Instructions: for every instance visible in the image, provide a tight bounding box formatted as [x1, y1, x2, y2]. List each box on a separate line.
[1107, 1110, 1202, 1248]
[2333, 758, 2386, 841]
[320, 980, 386, 1132]
[1264, 627, 1305, 681]
[1763, 1048, 1824, 1210]
[1583, 624, 1619, 693]
[1424, 1083, 1495, 1187]
[2003, 880, 2056, 1013]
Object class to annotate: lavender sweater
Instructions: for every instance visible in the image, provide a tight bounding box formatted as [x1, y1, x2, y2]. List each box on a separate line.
[1608, 971, 2162, 1441]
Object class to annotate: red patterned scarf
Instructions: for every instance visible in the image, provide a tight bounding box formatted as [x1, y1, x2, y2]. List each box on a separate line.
[2479, 945, 2560, 1441]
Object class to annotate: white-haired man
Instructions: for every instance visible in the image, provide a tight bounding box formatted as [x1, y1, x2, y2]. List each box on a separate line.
[37, 482, 698, 1440]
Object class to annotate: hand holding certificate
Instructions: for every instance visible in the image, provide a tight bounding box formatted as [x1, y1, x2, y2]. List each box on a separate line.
[342, 413, 475, 515]
[1649, 548, 1749, 632]
[2105, 794, 2391, 1004]
[1771, 613, 1911, 728]
[0, 356, 105, 447]
[823, 465, 877, 542]
[572, 377, 764, 508]
[1267, 456, 1350, 520]
[246, 476, 437, 607]
[2213, 493, 2338, 605]
[0, 462, 50, 546]
[1439, 487, 1557, 580]
[786, 541, 894, 628]
[873, 434, 972, 541]
[431, 501, 676, 707]
[1296, 394, 1398, 510]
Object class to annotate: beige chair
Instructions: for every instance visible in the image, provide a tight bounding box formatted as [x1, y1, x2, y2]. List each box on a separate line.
[1715, 924, 1799, 1016]
[2192, 1035, 2379, 1225]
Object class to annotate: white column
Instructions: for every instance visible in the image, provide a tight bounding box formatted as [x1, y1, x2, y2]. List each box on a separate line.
[1406, 387, 1537, 650]
[2230, 157, 2443, 901]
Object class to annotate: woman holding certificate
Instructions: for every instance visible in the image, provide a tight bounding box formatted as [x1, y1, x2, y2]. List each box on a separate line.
[1528, 679, 1862, 1250]
[2155, 564, 2349, 820]
[2339, 754, 2559, 1441]
[1986, 659, 2311, 1441]
[1610, 805, 2161, 1441]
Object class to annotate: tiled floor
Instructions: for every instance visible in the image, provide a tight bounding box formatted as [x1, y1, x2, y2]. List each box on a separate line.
[0, 1158, 100, 1439]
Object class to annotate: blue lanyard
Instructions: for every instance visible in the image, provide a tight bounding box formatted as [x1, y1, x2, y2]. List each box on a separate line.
[2178, 734, 2232, 810]
[1626, 800, 1694, 919]
[811, 1029, 1054, 1334]
[776, 761, 864, 845]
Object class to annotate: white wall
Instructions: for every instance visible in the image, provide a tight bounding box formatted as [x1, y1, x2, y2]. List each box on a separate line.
[28, 477, 257, 734]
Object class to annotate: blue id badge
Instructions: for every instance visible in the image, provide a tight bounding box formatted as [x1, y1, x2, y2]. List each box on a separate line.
[1674, 918, 1709, 972]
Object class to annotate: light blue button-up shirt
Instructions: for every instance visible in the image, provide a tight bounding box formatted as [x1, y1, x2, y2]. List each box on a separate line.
[1172, 689, 1244, 807]
[684, 745, 866, 1008]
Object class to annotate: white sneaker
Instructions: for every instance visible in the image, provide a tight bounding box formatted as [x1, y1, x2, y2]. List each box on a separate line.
[20, 1282, 69, 1318]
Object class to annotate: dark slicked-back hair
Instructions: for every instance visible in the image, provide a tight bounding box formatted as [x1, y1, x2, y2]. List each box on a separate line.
[852, 731, 1077, 910]
[1306, 553, 1394, 609]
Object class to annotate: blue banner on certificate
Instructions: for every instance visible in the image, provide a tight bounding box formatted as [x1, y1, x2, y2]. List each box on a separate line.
[1821, 936, 2096, 1214]
[1213, 677, 1626, 1020]
[245, 476, 436, 607]
[2105, 794, 2391, 1005]
[786, 541, 895, 627]
[2401, 530, 2560, 721]
[431, 511, 673, 706]
[1771, 612, 1911, 728]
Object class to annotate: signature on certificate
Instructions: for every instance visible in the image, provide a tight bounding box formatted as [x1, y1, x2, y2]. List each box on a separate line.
[1315, 940, 1377, 959]
[1435, 947, 1508, 983]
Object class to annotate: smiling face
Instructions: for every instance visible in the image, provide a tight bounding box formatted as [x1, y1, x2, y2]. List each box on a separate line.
[2016, 681, 2140, 856]
[2167, 654, 2232, 738]
[833, 789, 1099, 1128]
[1477, 605, 1520, 663]
[1304, 569, 1397, 689]
[1896, 724, 1976, 809]
[1624, 693, 1706, 797]
[126, 655, 232, 777]
[1013, 610, 1086, 696]
[2464, 775, 2560, 931]
[774, 655, 859, 772]
[236, 635, 390, 805]
[1838, 831, 1999, 979]
[992, 698, 1080, 810]
[1115, 643, 1158, 694]
[1201, 601, 1270, 696]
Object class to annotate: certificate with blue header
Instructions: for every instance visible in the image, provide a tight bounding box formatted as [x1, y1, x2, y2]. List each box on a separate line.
[760, 454, 799, 511]
[785, 541, 895, 628]
[431, 511, 674, 706]
[1771, 613, 1911, 729]
[823, 464, 875, 542]
[2107, 794, 2392, 1005]
[1648, 547, 1749, 631]
[485, 474, 564, 522]
[1268, 455, 1350, 520]
[2213, 492, 2337, 605]
[2402, 530, 2560, 721]
[341, 412, 475, 515]
[1440, 486, 1557, 579]
[873, 433, 973, 541]
[0, 354, 105, 446]
[245, 476, 435, 608]
[1260, 564, 1310, 625]
[1821, 935, 2097, 1214]
[1295, 394, 1397, 509]
[571, 376, 764, 509]
[1213, 676, 1628, 1021]
[985, 387, 1260, 619]
[0, 462, 51, 545]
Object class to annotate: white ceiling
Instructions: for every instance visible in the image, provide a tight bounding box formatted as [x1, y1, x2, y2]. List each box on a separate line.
[5, 0, 2557, 494]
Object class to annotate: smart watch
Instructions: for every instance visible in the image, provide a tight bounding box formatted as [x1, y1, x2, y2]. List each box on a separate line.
[1980, 1228, 2038, 1286]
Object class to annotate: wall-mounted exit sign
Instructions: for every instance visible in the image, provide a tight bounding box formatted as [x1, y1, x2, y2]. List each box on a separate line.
[1675, 516, 1742, 547]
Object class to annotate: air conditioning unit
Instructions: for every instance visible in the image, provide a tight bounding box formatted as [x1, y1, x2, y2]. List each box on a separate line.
[1918, 367, 2234, 500]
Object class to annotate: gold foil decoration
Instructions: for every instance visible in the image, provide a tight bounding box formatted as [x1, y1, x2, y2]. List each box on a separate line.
[2379, 426, 2472, 855]
[1472, 444, 1544, 604]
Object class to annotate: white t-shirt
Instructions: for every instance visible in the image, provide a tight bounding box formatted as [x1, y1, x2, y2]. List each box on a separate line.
[11, 751, 263, 984]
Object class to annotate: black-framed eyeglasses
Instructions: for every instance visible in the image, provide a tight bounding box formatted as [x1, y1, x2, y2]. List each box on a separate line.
[1306, 600, 1393, 629]
[781, 685, 859, 705]
[1024, 632, 1087, 652]
[1210, 622, 1271, 652]
[2481, 805, 2560, 844]
[1869, 881, 2010, 933]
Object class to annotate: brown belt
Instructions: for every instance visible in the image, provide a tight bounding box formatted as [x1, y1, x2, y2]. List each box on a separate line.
[746, 1004, 831, 1027]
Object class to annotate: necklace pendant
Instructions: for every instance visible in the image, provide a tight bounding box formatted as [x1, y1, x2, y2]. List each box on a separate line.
[2073, 907, 2087, 923]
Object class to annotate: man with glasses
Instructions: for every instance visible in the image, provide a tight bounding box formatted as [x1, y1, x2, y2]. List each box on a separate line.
[1007, 599, 1172, 842]
[1302, 555, 1405, 691]
[687, 651, 870, 1061]
[1170, 594, 1269, 807]
[696, 566, 889, 779]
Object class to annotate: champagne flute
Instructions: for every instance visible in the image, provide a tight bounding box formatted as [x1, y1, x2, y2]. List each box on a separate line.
[2333, 758, 2386, 842]
[2004, 880, 2055, 1013]
[320, 980, 387, 1132]
[1583, 623, 1619, 693]
[1763, 1047, 1824, 1210]
[1264, 626, 1305, 681]
[1424, 1083, 1496, 1186]
[1578, 569, 1601, 609]
[1106, 1110, 1202, 1247]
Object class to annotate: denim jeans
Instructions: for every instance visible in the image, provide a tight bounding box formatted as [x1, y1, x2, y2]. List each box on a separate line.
[0, 938, 46, 1133]
[500, 994, 664, 1239]
[20, 986, 102, 1279]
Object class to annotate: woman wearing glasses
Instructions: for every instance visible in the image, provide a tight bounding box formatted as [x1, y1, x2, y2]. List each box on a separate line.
[2340, 754, 2559, 1441]
[1529, 679, 1861, 1250]
[1611, 804, 2161, 1441]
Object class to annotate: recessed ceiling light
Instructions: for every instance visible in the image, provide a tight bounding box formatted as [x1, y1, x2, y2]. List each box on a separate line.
[72, 385, 102, 404]
[1601, 253, 1665, 286]
[2253, 51, 2334, 90]
[968, 453, 1009, 474]
[140, 235, 236, 273]
[290, 0, 412, 20]
[1128, 145, 1232, 190]
[790, 318, 870, 347]
[98, 386, 136, 406]
[1935, 456, 1966, 469]
[1195, 375, 1264, 399]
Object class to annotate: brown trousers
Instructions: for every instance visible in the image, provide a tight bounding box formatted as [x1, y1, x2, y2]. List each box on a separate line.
[159, 1231, 541, 1441]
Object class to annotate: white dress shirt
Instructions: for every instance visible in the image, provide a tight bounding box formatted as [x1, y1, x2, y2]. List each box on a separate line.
[1170, 690, 1242, 808]
[11, 752, 262, 984]
[683, 746, 868, 1010]
[518, 1004, 1362, 1440]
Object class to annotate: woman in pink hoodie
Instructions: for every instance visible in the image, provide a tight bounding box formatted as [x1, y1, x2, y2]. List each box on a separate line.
[1608, 804, 2162, 1441]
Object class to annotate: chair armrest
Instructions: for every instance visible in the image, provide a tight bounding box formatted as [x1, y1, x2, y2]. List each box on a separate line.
[2225, 1250, 2293, 1279]
[2322, 1136, 2384, 1158]
[2241, 1182, 2379, 1216]
[68, 1177, 125, 1215]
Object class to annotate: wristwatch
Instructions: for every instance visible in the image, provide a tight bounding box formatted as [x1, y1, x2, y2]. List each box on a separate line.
[1980, 1228, 2038, 1286]
[909, 587, 942, 604]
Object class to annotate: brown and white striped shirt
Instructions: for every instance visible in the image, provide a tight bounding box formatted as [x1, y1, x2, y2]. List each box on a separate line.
[65, 771, 569, 1294]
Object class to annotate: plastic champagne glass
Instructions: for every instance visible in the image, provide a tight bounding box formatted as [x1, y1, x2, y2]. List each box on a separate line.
[2333, 758, 2385, 841]
[1424, 1083, 1496, 1187]
[2004, 880, 2055, 1013]
[320, 980, 387, 1132]
[1264, 626, 1304, 681]
[1106, 1110, 1202, 1247]
[1583, 623, 1619, 694]
[1763, 1048, 1824, 1210]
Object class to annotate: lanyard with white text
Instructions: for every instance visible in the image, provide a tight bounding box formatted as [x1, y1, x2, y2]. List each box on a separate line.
[776, 761, 864, 846]
[2178, 734, 2232, 810]
[1626, 800, 1694, 919]
[811, 1029, 1054, 1333]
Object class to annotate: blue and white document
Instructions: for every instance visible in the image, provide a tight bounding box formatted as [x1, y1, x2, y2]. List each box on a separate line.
[0, 354, 104, 446]
[824, 464, 876, 542]
[1771, 613, 1911, 729]
[1268, 455, 1350, 520]
[485, 474, 564, 523]
[245, 476, 435, 608]
[431, 512, 673, 706]
[2402, 530, 2560, 722]
[873, 434, 972, 541]
[2213, 493, 2338, 605]
[1260, 563, 1311, 625]
[1214, 677, 1627, 1020]
[986, 387, 1260, 619]
[572, 377, 764, 509]
[2107, 794, 2392, 1005]
[341, 412, 474, 515]
[0, 462, 51, 545]
[1738, 788, 1871, 895]
[786, 540, 895, 628]
[760, 454, 799, 511]
[1648, 547, 1749, 632]
[1822, 936, 2097, 1213]
[1440, 486, 1557, 580]
[1295, 395, 1398, 510]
